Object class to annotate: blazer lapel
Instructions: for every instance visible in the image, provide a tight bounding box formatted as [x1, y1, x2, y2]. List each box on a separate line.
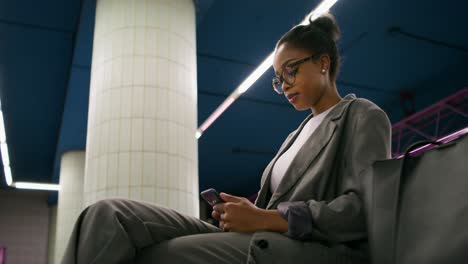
[265, 94, 356, 209]
[255, 114, 315, 208]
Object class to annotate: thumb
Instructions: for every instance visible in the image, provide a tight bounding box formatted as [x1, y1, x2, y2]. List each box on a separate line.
[220, 192, 243, 202]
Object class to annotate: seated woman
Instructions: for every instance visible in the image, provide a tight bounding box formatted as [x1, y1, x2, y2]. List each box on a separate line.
[62, 13, 391, 264]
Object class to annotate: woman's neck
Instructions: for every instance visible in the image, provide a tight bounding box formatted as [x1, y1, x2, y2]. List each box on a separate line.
[310, 85, 342, 115]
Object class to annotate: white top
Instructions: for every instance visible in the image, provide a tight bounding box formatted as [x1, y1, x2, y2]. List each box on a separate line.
[270, 104, 337, 193]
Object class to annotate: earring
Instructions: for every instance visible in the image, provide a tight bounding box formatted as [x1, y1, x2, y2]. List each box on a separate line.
[321, 69, 326, 73]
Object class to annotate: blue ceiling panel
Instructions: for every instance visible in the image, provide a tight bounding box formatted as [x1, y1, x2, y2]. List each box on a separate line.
[0, 25, 74, 183]
[1, 0, 467, 197]
[0, 0, 80, 32]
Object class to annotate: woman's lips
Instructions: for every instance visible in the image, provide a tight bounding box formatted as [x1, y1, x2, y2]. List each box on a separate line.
[287, 93, 300, 103]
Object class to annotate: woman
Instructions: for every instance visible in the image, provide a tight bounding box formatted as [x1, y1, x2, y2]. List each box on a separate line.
[62, 13, 391, 264]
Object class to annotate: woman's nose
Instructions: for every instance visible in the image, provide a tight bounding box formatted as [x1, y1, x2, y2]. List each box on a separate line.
[282, 82, 292, 93]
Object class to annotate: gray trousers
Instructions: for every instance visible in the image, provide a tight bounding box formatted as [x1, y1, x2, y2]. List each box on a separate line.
[62, 199, 369, 264]
[61, 199, 251, 264]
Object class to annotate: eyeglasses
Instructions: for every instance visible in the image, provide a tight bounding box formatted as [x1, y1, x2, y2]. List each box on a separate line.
[272, 53, 321, 94]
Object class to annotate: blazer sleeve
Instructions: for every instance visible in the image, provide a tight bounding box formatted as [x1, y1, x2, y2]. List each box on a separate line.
[277, 109, 392, 242]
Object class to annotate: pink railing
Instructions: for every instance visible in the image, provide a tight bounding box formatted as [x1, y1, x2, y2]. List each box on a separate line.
[392, 87, 468, 157]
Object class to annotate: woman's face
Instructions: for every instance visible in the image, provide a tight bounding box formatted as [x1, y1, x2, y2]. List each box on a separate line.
[273, 43, 329, 111]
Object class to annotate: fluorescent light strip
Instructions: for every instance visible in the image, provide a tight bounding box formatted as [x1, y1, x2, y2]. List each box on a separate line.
[199, 97, 236, 132]
[196, 0, 339, 139]
[0, 109, 12, 186]
[1, 143, 9, 166]
[4, 165, 12, 186]
[0, 101, 60, 190]
[307, 0, 339, 22]
[13, 182, 61, 191]
[0, 111, 6, 143]
[195, 130, 202, 140]
[237, 53, 275, 94]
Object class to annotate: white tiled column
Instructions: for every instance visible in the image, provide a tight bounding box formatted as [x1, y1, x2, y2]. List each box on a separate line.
[84, 0, 199, 218]
[51, 151, 85, 264]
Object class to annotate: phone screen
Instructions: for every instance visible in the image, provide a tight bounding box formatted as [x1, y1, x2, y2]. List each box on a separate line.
[200, 188, 223, 206]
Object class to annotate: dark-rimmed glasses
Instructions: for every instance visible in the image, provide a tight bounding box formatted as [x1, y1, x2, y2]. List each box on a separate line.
[272, 53, 321, 94]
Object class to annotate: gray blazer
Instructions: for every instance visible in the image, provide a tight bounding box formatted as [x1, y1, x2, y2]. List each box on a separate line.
[250, 93, 391, 263]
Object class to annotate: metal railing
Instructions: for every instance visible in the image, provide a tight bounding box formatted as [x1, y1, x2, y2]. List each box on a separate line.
[392, 87, 468, 157]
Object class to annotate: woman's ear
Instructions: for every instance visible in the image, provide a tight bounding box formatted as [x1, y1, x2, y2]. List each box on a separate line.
[319, 54, 331, 72]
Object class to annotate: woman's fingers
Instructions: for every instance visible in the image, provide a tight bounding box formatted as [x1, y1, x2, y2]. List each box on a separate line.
[213, 203, 225, 213]
[211, 210, 220, 220]
[223, 222, 231, 232]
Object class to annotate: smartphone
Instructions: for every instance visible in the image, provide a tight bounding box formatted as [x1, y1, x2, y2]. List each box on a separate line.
[200, 188, 224, 207]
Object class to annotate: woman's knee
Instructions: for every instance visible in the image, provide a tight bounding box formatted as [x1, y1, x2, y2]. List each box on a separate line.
[83, 198, 128, 223]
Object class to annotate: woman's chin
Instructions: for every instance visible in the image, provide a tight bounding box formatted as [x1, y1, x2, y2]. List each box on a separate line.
[292, 103, 310, 111]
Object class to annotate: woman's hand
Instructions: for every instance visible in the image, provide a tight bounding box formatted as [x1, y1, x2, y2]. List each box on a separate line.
[211, 192, 288, 233]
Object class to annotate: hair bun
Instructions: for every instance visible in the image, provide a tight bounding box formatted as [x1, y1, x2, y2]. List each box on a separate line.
[308, 13, 341, 43]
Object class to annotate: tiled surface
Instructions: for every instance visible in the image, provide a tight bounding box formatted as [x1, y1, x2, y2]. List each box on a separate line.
[84, 0, 199, 218]
[0, 190, 50, 264]
[49, 151, 85, 264]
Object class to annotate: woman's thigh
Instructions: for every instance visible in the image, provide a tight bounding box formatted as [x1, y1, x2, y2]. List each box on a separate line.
[83, 198, 221, 244]
[65, 199, 222, 264]
[135, 232, 252, 264]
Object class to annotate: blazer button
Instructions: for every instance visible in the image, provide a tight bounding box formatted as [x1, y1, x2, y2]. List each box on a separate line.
[256, 239, 269, 249]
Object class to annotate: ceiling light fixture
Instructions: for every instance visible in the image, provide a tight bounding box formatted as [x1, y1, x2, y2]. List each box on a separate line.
[0, 102, 60, 191]
[13, 182, 61, 191]
[0, 108, 12, 186]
